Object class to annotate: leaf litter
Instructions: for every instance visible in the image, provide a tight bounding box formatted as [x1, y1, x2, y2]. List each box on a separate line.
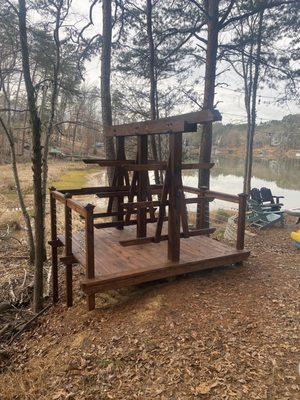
[0, 226, 299, 399]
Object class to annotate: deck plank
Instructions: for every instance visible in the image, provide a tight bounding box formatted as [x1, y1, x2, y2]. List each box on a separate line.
[59, 223, 249, 292]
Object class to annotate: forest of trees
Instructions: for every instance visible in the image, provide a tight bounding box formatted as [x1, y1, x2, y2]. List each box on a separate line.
[185, 113, 300, 150]
[0, 0, 299, 311]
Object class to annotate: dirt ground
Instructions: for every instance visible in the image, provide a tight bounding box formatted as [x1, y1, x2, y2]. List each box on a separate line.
[0, 223, 299, 399]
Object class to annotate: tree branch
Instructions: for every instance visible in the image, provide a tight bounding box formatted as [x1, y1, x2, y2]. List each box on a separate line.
[221, 0, 297, 29]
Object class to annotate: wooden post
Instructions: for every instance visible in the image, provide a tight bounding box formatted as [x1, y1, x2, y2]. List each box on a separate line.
[64, 193, 73, 307]
[85, 203, 96, 310]
[154, 157, 170, 242]
[137, 135, 148, 238]
[116, 136, 125, 230]
[49, 187, 59, 303]
[237, 193, 247, 250]
[168, 133, 182, 262]
[197, 186, 208, 229]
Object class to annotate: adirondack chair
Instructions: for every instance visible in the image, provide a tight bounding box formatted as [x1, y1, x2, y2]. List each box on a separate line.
[250, 188, 272, 210]
[250, 188, 263, 204]
[246, 199, 284, 229]
[260, 187, 284, 211]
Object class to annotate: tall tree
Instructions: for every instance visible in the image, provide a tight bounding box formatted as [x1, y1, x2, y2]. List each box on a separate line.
[222, 1, 299, 194]
[196, 0, 219, 228]
[243, 9, 264, 195]
[178, 0, 298, 225]
[146, 0, 160, 183]
[0, 1, 35, 261]
[115, 0, 195, 123]
[41, 0, 70, 212]
[18, 0, 44, 312]
[101, 0, 115, 182]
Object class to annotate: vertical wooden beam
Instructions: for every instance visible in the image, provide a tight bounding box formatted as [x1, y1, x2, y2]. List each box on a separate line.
[146, 173, 156, 220]
[137, 135, 148, 238]
[107, 171, 117, 213]
[178, 174, 189, 238]
[49, 187, 59, 303]
[125, 170, 138, 223]
[237, 193, 247, 250]
[179, 189, 189, 238]
[64, 193, 73, 307]
[154, 159, 170, 242]
[116, 136, 126, 230]
[197, 186, 208, 229]
[85, 203, 96, 310]
[168, 133, 182, 262]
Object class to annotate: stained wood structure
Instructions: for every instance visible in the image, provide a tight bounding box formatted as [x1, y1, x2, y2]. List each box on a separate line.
[49, 110, 250, 310]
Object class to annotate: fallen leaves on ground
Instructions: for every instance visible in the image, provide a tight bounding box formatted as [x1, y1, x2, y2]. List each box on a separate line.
[0, 226, 299, 399]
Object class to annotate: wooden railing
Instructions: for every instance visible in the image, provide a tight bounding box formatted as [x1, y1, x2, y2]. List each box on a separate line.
[49, 184, 247, 307]
[49, 188, 95, 308]
[183, 186, 247, 251]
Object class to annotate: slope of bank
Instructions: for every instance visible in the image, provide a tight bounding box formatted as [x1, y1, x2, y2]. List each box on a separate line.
[0, 226, 299, 399]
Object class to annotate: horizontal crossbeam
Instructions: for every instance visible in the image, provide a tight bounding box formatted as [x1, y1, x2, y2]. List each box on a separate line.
[106, 110, 221, 137]
[119, 228, 216, 247]
[183, 186, 239, 204]
[123, 162, 215, 171]
[122, 200, 162, 209]
[83, 159, 135, 166]
[57, 186, 130, 195]
[82, 160, 215, 171]
[94, 216, 168, 229]
[181, 162, 215, 170]
[124, 163, 166, 171]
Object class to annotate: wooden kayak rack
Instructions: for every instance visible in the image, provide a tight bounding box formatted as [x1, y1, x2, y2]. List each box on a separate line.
[49, 110, 250, 310]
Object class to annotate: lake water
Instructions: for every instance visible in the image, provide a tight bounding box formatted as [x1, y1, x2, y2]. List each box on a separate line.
[182, 157, 300, 211]
[94, 156, 299, 212]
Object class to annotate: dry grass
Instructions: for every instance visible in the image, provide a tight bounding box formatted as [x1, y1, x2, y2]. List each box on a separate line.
[0, 161, 99, 228]
[0, 161, 87, 195]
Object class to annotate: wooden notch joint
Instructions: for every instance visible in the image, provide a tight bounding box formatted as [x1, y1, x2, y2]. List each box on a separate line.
[60, 255, 78, 265]
[48, 238, 63, 248]
[85, 203, 95, 213]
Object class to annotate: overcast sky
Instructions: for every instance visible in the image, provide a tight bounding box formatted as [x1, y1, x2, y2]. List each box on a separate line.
[83, 59, 299, 125]
[72, 0, 299, 125]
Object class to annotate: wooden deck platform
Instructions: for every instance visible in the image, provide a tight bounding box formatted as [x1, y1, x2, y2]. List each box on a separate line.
[50, 110, 249, 310]
[59, 224, 250, 295]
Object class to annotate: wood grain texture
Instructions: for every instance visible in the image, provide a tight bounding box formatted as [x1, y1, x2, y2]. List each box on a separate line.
[168, 133, 182, 261]
[106, 110, 221, 137]
[58, 223, 249, 296]
[64, 195, 73, 307]
[137, 135, 148, 238]
[49, 191, 58, 303]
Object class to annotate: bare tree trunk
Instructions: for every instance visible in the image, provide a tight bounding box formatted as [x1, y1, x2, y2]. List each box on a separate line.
[40, 2, 64, 262]
[18, 0, 44, 312]
[13, 72, 23, 153]
[20, 62, 37, 157]
[146, 0, 160, 184]
[21, 111, 28, 156]
[0, 117, 35, 262]
[42, 0, 63, 206]
[243, 10, 264, 195]
[101, 0, 115, 183]
[71, 105, 81, 160]
[196, 0, 219, 228]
